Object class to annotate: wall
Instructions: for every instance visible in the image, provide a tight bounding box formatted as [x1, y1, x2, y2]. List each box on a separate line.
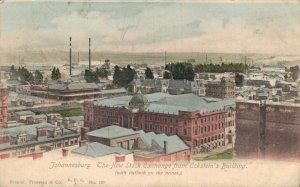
[235, 101, 300, 161]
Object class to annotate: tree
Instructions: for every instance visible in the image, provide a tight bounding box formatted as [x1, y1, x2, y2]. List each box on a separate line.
[113, 65, 136, 88]
[95, 67, 108, 79]
[84, 70, 98, 83]
[145, 67, 154, 79]
[18, 67, 34, 83]
[113, 65, 121, 86]
[194, 63, 248, 74]
[165, 62, 195, 80]
[163, 71, 173, 79]
[51, 67, 61, 81]
[235, 73, 244, 86]
[34, 70, 43, 84]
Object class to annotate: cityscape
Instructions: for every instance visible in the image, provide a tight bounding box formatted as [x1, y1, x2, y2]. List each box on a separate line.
[0, 1, 300, 187]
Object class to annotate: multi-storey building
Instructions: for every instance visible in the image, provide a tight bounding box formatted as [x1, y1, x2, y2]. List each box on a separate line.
[84, 92, 235, 154]
[0, 83, 8, 128]
[235, 99, 300, 161]
[206, 77, 235, 98]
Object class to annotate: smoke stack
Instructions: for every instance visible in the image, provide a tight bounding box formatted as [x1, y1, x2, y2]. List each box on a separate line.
[69, 37, 72, 76]
[163, 140, 167, 154]
[164, 51, 167, 68]
[89, 38, 91, 71]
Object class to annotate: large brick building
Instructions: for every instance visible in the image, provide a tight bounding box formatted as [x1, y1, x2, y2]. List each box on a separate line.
[235, 100, 300, 161]
[0, 83, 8, 128]
[84, 92, 235, 154]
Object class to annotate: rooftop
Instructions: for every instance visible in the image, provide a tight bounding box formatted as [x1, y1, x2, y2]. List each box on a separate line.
[101, 88, 127, 95]
[86, 125, 138, 139]
[71, 142, 131, 157]
[49, 82, 99, 91]
[14, 110, 35, 116]
[94, 93, 235, 114]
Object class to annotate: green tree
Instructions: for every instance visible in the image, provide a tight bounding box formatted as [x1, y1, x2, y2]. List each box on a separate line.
[18, 67, 34, 83]
[113, 65, 136, 88]
[235, 73, 244, 86]
[165, 62, 195, 80]
[84, 70, 98, 83]
[51, 67, 61, 81]
[163, 70, 173, 79]
[95, 67, 108, 79]
[145, 67, 154, 79]
[34, 70, 43, 84]
[113, 65, 121, 86]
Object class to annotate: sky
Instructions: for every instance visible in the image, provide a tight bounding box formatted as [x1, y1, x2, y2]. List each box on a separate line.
[1, 2, 300, 54]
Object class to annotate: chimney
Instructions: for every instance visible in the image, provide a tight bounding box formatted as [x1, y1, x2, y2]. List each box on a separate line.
[79, 139, 87, 147]
[36, 127, 47, 141]
[0, 133, 10, 146]
[163, 141, 167, 154]
[61, 128, 64, 136]
[89, 38, 91, 71]
[62, 149, 68, 157]
[164, 51, 167, 68]
[80, 126, 89, 140]
[69, 37, 72, 76]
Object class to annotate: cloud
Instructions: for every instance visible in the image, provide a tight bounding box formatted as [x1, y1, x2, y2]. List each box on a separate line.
[1, 3, 300, 55]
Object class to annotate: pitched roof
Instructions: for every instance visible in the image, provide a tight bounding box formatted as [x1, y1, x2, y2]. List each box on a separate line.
[86, 125, 138, 139]
[93, 93, 235, 114]
[71, 142, 131, 157]
[134, 130, 189, 156]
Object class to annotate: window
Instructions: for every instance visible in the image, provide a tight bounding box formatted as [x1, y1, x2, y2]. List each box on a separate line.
[201, 128, 203, 133]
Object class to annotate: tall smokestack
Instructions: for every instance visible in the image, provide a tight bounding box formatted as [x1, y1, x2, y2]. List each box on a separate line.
[69, 37, 72, 76]
[78, 51, 79, 64]
[206, 54, 208, 64]
[164, 51, 167, 68]
[89, 38, 91, 71]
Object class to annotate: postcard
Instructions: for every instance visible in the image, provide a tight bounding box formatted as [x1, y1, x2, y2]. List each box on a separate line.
[0, 0, 299, 187]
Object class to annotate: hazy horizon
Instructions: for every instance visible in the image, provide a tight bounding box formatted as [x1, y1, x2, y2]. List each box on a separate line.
[1, 2, 300, 55]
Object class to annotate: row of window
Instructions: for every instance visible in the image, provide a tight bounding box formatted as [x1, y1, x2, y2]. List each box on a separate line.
[194, 123, 224, 135]
[144, 123, 178, 134]
[191, 115, 224, 125]
[193, 134, 224, 146]
[144, 115, 177, 123]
